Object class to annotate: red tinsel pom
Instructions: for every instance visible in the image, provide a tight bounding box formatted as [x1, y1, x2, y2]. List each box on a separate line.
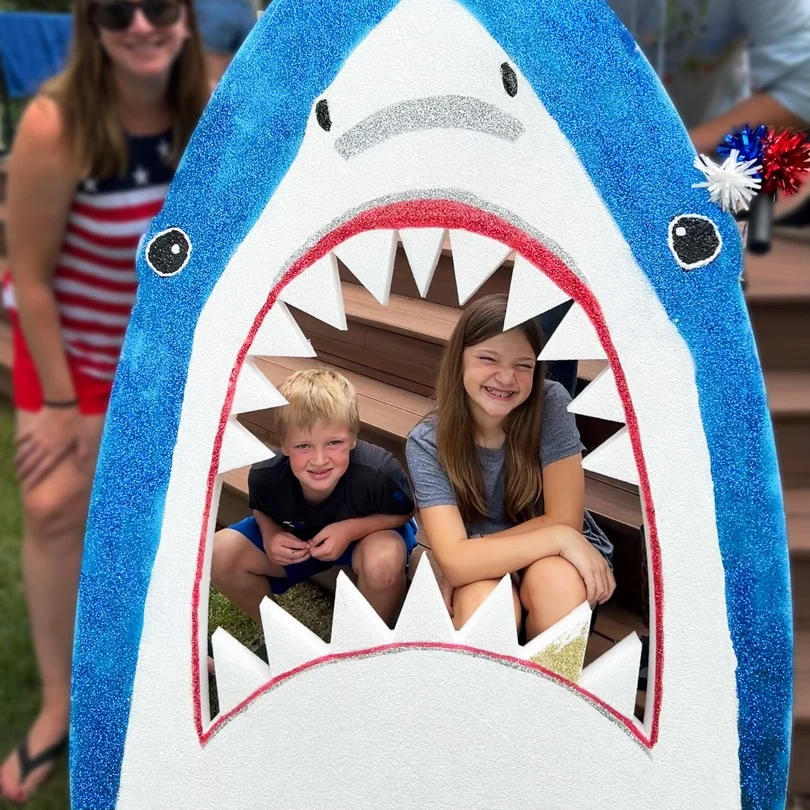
[760, 129, 810, 196]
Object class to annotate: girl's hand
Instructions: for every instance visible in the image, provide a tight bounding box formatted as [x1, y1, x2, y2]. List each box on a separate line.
[556, 526, 616, 605]
[15, 405, 89, 491]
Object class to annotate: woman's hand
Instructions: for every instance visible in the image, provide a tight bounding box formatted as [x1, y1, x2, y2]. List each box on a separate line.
[556, 526, 616, 605]
[15, 405, 89, 491]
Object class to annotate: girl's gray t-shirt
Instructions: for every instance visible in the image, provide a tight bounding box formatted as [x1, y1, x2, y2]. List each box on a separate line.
[405, 380, 613, 559]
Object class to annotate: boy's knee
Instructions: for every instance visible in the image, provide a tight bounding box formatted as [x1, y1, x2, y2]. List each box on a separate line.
[211, 529, 248, 584]
[355, 533, 406, 590]
[520, 557, 585, 610]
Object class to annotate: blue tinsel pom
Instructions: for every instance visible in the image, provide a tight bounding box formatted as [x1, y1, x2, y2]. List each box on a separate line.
[717, 124, 769, 168]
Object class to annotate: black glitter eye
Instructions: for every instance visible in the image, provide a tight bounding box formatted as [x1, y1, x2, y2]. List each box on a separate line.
[668, 215, 722, 270]
[501, 62, 518, 97]
[146, 228, 191, 277]
[316, 99, 331, 132]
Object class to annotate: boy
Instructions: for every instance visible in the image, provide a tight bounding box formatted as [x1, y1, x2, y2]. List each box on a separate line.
[212, 368, 418, 627]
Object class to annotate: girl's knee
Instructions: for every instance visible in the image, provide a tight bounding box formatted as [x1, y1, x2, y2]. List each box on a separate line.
[354, 532, 406, 590]
[520, 556, 586, 610]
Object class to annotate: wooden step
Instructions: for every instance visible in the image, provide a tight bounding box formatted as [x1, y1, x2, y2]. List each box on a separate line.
[789, 489, 810, 626]
[292, 283, 604, 400]
[769, 372, 810, 488]
[791, 629, 810, 793]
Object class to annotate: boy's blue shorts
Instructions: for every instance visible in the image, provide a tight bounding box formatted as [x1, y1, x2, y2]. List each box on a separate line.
[228, 516, 419, 596]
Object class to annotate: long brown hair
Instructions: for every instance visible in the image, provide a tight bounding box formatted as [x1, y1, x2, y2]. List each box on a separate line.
[42, 0, 209, 179]
[434, 294, 547, 526]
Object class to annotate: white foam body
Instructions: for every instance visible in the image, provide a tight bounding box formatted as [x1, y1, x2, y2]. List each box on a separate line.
[117, 1, 740, 806]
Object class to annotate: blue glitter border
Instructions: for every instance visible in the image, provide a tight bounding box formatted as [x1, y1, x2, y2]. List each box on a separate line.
[71, 1, 790, 807]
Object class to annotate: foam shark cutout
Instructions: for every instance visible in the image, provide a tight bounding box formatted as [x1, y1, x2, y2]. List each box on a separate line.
[71, 0, 791, 808]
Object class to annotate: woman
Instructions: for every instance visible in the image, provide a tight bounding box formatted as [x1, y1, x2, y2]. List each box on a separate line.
[0, 0, 208, 802]
[406, 294, 615, 638]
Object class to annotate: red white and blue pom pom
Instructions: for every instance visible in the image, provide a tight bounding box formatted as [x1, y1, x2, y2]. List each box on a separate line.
[692, 149, 762, 213]
[693, 125, 810, 211]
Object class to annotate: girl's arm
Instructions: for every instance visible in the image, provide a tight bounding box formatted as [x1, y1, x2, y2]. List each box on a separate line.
[418, 503, 576, 588]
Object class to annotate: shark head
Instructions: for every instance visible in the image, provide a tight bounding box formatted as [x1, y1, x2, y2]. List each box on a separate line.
[70, 1, 791, 808]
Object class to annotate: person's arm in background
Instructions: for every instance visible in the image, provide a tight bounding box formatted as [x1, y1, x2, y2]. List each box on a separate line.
[9, 97, 88, 489]
[690, 0, 810, 153]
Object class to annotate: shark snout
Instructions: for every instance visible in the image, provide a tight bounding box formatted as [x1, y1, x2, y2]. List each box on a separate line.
[333, 94, 525, 159]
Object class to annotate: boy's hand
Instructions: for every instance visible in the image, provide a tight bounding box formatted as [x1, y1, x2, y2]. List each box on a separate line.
[266, 531, 311, 567]
[309, 522, 356, 562]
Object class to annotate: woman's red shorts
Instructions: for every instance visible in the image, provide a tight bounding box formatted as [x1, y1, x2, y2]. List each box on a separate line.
[10, 312, 112, 416]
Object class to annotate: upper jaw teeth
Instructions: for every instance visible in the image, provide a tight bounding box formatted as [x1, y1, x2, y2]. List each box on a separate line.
[217, 226, 636, 489]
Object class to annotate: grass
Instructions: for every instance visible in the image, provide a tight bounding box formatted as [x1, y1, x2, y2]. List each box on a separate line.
[0, 399, 333, 807]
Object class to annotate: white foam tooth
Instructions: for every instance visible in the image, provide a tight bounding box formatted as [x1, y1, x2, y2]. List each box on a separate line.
[449, 229, 512, 305]
[259, 595, 329, 678]
[568, 366, 625, 423]
[250, 300, 315, 358]
[582, 426, 639, 486]
[218, 419, 272, 474]
[279, 252, 347, 330]
[393, 553, 456, 642]
[520, 601, 591, 683]
[539, 303, 607, 361]
[333, 229, 397, 305]
[579, 632, 642, 719]
[330, 571, 393, 652]
[399, 227, 446, 297]
[211, 627, 272, 715]
[504, 254, 571, 330]
[455, 574, 519, 656]
[232, 360, 288, 414]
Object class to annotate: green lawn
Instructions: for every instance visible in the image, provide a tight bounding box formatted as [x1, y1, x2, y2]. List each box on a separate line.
[0, 400, 332, 807]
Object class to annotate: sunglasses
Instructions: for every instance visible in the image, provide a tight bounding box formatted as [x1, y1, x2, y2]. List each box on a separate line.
[90, 0, 183, 32]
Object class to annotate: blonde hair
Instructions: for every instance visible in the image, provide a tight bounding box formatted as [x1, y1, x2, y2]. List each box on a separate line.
[434, 294, 546, 526]
[275, 369, 360, 440]
[41, 0, 209, 179]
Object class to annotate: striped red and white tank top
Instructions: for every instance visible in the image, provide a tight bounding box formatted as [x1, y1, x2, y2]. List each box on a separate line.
[3, 132, 173, 381]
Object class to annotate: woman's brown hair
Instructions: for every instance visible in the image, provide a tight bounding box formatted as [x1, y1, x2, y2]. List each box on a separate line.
[434, 293, 547, 526]
[42, 0, 209, 179]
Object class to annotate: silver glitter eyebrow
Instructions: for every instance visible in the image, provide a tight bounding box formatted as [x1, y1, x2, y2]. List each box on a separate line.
[334, 95, 525, 159]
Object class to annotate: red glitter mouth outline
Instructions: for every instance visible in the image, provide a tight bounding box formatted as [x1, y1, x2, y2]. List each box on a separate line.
[189, 198, 663, 750]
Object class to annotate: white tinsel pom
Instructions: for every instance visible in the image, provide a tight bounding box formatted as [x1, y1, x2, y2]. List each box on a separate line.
[692, 149, 762, 213]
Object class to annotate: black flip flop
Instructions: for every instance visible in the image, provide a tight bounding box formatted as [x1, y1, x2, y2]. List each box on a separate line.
[3, 734, 67, 804]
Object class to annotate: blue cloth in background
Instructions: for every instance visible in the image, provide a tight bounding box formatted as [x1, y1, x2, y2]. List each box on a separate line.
[0, 11, 71, 99]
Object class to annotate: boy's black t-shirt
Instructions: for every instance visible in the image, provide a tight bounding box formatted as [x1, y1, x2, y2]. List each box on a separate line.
[247, 440, 415, 541]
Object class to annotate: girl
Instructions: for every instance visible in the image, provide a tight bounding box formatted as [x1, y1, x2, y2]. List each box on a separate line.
[1, 0, 208, 802]
[406, 294, 616, 638]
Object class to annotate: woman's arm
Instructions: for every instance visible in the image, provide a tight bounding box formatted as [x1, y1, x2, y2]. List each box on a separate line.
[690, 94, 808, 155]
[9, 98, 91, 489]
[8, 96, 78, 404]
